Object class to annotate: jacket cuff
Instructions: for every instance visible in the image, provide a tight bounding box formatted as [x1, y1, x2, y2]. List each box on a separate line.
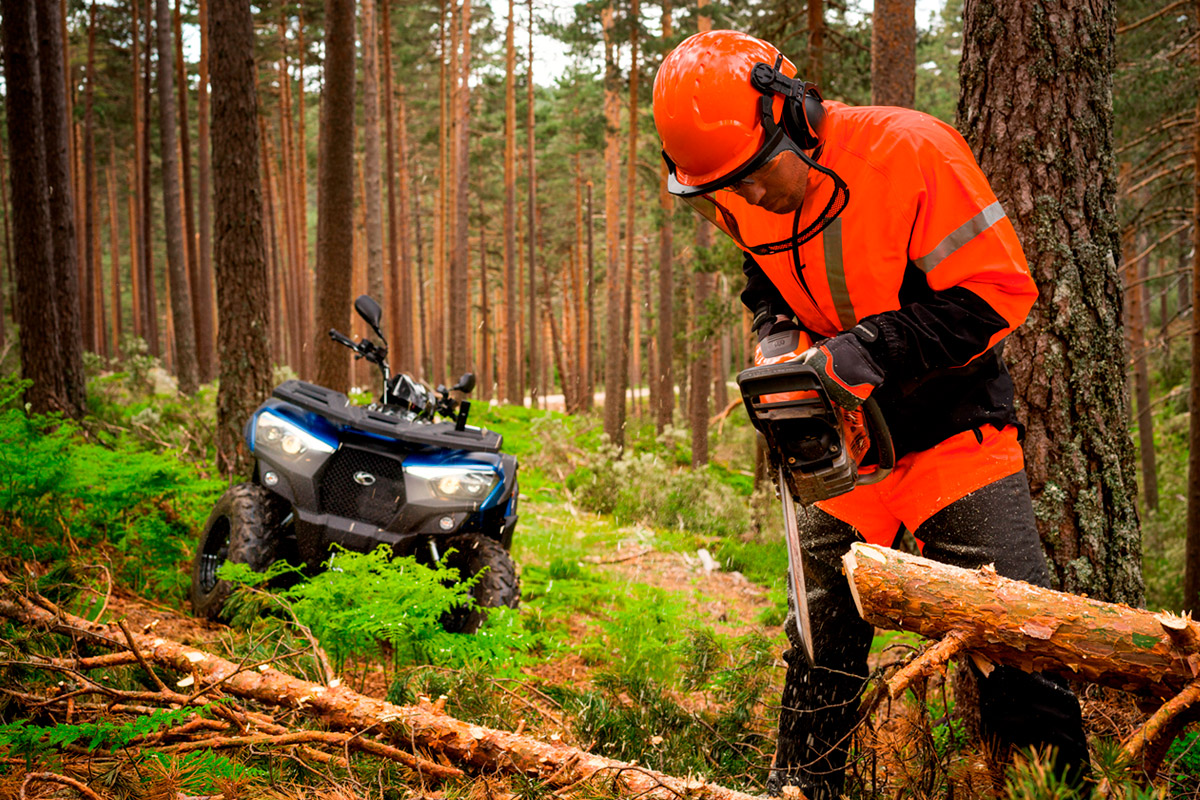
[853, 314, 902, 377]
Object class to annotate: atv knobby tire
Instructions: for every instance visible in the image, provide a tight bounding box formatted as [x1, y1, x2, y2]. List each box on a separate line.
[190, 483, 288, 621]
[440, 534, 521, 634]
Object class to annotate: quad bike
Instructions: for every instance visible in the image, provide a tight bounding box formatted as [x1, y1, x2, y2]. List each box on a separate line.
[190, 295, 520, 633]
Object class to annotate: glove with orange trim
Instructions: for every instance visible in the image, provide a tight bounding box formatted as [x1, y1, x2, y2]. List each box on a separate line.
[801, 325, 885, 411]
[753, 317, 812, 366]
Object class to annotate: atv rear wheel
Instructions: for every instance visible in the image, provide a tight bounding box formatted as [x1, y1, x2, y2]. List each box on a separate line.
[440, 534, 521, 634]
[190, 483, 289, 621]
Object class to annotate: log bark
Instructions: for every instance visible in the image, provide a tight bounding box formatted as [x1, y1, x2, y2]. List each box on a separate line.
[0, 579, 760, 800]
[841, 542, 1200, 699]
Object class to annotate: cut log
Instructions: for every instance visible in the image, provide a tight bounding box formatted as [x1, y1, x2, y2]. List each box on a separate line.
[842, 542, 1200, 699]
[0, 576, 757, 800]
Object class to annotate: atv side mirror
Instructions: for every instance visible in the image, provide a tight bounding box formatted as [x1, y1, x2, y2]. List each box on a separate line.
[354, 295, 385, 340]
[453, 372, 476, 395]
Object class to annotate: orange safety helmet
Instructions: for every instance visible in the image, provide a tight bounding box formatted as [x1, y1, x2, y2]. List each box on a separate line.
[653, 30, 796, 189]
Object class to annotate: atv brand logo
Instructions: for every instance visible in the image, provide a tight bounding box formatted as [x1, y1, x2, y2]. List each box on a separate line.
[353, 471, 377, 486]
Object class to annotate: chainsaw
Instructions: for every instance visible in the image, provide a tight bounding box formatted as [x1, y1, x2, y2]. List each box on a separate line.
[736, 359, 895, 666]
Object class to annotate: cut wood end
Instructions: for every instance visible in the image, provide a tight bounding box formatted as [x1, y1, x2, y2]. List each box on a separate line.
[842, 549, 865, 620]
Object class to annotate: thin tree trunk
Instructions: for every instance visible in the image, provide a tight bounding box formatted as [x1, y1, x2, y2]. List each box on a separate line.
[37, 0, 86, 414]
[382, 0, 408, 372]
[503, 0, 518, 403]
[314, 0, 357, 393]
[127, 160, 142, 342]
[655, 0, 674, 433]
[107, 144, 122, 354]
[176, 0, 210, 382]
[142, 0, 159, 356]
[412, 165, 430, 380]
[397, 86, 415, 376]
[363, 0, 385, 311]
[434, 0, 449, 386]
[870, 0, 915, 107]
[1121, 179, 1157, 513]
[450, 0, 471, 378]
[83, 0, 98, 356]
[623, 0, 639, 420]
[295, 8, 312, 379]
[526, 0, 538, 406]
[197, 0, 215, 381]
[691, 272, 710, 467]
[1185, 0, 1200, 614]
[586, 179, 595, 411]
[479, 205, 491, 397]
[0, 127, 13, 331]
[157, 0, 199, 393]
[807, 0, 823, 84]
[602, 5, 624, 445]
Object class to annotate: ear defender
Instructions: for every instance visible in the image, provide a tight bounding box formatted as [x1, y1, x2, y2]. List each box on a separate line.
[749, 56, 825, 151]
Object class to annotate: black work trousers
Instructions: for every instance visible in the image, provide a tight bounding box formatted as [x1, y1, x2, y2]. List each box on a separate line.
[768, 470, 1090, 799]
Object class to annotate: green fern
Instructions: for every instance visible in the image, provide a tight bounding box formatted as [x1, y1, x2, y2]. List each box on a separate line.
[0, 704, 218, 761]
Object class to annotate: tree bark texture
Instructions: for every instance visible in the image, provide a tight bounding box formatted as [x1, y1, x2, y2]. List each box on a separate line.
[1121, 183, 1157, 513]
[842, 542, 1200, 705]
[691, 271, 711, 467]
[141, 0, 159, 356]
[156, 0, 199, 394]
[1186, 0, 1200, 616]
[210, 0, 272, 476]
[363, 0, 385, 308]
[83, 1, 99, 357]
[35, 0, 86, 416]
[958, 0, 1142, 605]
[602, 5, 625, 446]
[315, 0, 357, 393]
[806, 0, 823, 84]
[452, 0, 472, 379]
[870, 0, 915, 108]
[0, 582, 762, 800]
[197, 0, 216, 382]
[504, 0, 519, 403]
[2, 0, 72, 415]
[525, 0, 538, 405]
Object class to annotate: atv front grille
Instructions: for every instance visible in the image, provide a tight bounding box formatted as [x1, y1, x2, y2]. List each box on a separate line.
[318, 447, 406, 528]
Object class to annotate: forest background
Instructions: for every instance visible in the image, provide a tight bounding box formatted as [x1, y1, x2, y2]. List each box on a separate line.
[1, 0, 1200, 795]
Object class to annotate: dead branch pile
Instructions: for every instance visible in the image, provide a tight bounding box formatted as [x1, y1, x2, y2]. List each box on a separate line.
[0, 571, 758, 800]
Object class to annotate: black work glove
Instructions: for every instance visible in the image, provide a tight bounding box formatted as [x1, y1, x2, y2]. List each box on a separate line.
[801, 324, 886, 411]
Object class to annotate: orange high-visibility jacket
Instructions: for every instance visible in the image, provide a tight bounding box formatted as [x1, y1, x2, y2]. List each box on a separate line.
[730, 103, 1039, 526]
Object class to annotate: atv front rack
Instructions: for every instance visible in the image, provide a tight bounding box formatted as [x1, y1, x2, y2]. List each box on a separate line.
[274, 379, 504, 453]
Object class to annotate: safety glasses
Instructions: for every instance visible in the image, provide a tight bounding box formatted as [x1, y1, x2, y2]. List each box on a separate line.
[663, 95, 799, 199]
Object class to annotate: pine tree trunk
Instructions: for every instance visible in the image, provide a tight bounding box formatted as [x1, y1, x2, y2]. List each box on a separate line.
[691, 271, 710, 467]
[176, 0, 211, 382]
[1185, 3, 1200, 615]
[602, 5, 624, 445]
[2, 0, 72, 414]
[0, 129, 13, 332]
[397, 86, 415, 376]
[127, 160, 143, 342]
[381, 0, 411, 373]
[503, 0, 518, 403]
[83, 0, 98, 356]
[526, 0, 538, 406]
[623, 0, 639, 419]
[142, 0, 159, 356]
[314, 0, 357, 393]
[959, 0, 1142, 605]
[870, 0, 915, 107]
[450, 0, 471, 378]
[36, 0, 86, 415]
[363, 0, 385, 311]
[1121, 176, 1157, 513]
[655, 1, 674, 433]
[479, 206, 491, 398]
[197, 0, 215, 380]
[807, 0, 823, 84]
[586, 179, 595, 411]
[211, 0, 271, 475]
[156, 0, 199, 394]
[106, 144, 122, 353]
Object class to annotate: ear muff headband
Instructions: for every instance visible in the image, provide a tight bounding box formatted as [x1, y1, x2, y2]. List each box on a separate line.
[749, 56, 824, 151]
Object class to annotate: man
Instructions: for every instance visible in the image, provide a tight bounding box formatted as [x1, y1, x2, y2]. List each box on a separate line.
[652, 30, 1090, 799]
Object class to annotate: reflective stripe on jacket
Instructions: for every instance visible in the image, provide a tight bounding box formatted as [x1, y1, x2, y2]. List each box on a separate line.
[733, 102, 1038, 460]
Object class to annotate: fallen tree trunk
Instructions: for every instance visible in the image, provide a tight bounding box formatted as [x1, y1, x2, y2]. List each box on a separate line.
[841, 542, 1200, 700]
[0, 575, 756, 800]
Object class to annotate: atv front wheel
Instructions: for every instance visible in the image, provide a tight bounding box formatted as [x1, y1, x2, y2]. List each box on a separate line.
[440, 534, 521, 634]
[190, 483, 289, 621]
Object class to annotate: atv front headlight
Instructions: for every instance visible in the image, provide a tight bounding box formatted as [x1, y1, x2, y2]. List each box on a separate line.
[253, 410, 337, 459]
[406, 465, 499, 501]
